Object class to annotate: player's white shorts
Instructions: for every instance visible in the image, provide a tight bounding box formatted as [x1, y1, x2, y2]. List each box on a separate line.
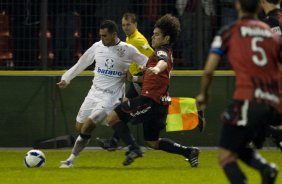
[76, 96, 120, 125]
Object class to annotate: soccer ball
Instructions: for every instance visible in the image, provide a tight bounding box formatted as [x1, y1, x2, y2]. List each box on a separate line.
[24, 149, 46, 168]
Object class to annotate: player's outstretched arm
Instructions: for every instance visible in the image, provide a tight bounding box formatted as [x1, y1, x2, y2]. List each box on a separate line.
[196, 53, 220, 108]
[146, 60, 167, 75]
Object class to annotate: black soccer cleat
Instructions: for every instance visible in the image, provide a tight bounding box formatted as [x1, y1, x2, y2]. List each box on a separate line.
[96, 137, 118, 151]
[186, 147, 199, 168]
[261, 163, 279, 184]
[123, 148, 143, 166]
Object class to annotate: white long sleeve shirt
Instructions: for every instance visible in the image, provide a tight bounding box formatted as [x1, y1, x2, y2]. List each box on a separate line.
[61, 40, 148, 103]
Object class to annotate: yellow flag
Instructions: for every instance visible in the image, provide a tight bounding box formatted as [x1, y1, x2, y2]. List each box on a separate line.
[166, 97, 199, 132]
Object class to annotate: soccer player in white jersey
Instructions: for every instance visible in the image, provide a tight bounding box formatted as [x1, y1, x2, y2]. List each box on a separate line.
[57, 20, 148, 168]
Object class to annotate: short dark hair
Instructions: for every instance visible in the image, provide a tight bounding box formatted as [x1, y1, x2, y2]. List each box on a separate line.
[238, 0, 260, 14]
[266, 0, 281, 4]
[154, 14, 181, 44]
[100, 20, 118, 33]
[122, 13, 137, 23]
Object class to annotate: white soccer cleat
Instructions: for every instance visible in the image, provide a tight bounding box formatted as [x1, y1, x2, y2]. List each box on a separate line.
[59, 160, 74, 168]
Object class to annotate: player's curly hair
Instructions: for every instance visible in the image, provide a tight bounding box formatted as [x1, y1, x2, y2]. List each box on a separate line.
[154, 14, 181, 44]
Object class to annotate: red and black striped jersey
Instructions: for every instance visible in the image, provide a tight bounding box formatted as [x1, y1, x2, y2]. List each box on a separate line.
[141, 45, 173, 104]
[210, 17, 282, 107]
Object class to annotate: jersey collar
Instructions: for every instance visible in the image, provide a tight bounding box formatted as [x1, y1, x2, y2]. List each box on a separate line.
[128, 29, 138, 40]
[114, 39, 121, 46]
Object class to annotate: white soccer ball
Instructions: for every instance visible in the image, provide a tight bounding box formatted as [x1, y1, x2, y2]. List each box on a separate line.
[24, 149, 46, 168]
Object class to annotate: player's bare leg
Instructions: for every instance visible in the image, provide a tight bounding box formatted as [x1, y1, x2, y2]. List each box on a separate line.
[219, 148, 247, 184]
[60, 119, 95, 168]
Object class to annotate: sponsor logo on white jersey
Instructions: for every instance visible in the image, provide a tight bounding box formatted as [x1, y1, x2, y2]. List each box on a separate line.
[96, 58, 123, 77]
[105, 59, 114, 69]
[97, 67, 123, 77]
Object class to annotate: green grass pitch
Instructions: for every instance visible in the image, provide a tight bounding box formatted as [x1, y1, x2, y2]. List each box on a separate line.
[0, 149, 281, 184]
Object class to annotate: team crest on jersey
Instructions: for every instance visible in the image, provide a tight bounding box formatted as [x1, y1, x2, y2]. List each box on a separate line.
[116, 47, 125, 57]
[105, 58, 114, 69]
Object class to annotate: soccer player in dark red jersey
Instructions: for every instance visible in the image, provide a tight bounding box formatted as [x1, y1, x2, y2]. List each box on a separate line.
[260, 0, 282, 152]
[196, 0, 281, 183]
[105, 14, 200, 167]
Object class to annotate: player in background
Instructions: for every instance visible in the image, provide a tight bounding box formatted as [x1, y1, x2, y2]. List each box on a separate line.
[261, 0, 282, 35]
[196, 0, 281, 183]
[57, 20, 148, 168]
[260, 0, 282, 152]
[106, 14, 200, 167]
[122, 12, 154, 99]
[96, 13, 154, 150]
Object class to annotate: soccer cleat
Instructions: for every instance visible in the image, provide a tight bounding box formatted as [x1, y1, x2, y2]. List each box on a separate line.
[96, 137, 118, 151]
[123, 148, 143, 166]
[261, 163, 279, 184]
[59, 160, 74, 168]
[186, 147, 199, 168]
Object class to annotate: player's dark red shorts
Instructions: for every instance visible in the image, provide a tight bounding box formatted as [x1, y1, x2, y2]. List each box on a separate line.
[219, 100, 276, 152]
[114, 95, 168, 141]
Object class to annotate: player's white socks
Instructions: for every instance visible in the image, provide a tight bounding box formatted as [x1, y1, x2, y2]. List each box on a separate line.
[66, 154, 76, 162]
[71, 134, 91, 159]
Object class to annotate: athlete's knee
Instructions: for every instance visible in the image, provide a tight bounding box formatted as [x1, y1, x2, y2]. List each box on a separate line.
[81, 118, 96, 134]
[75, 122, 83, 132]
[218, 148, 237, 167]
[89, 110, 107, 124]
[107, 111, 121, 127]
